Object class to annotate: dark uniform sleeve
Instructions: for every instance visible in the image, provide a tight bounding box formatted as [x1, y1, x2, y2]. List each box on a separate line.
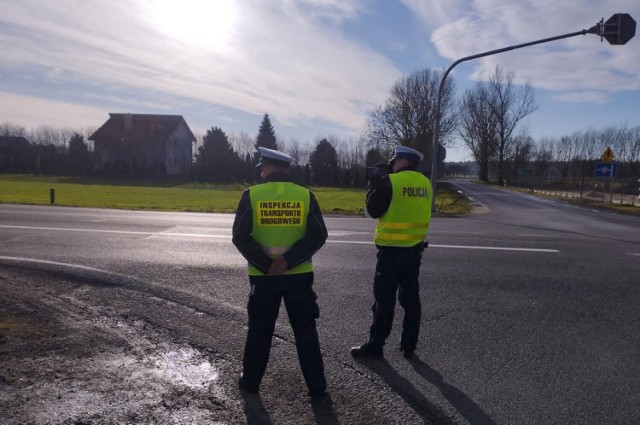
[232, 189, 273, 274]
[366, 175, 392, 219]
[283, 192, 328, 270]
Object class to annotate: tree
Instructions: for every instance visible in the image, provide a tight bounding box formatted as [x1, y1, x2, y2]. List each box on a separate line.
[67, 133, 90, 175]
[29, 125, 74, 148]
[334, 138, 364, 187]
[362, 68, 456, 175]
[283, 138, 309, 186]
[509, 134, 536, 181]
[242, 152, 255, 184]
[195, 127, 241, 182]
[486, 67, 538, 185]
[252, 113, 278, 168]
[0, 121, 27, 137]
[364, 147, 385, 166]
[309, 139, 338, 186]
[230, 131, 254, 159]
[283, 138, 307, 166]
[458, 83, 496, 181]
[33, 143, 63, 174]
[255, 113, 278, 151]
[459, 66, 537, 184]
[532, 137, 554, 177]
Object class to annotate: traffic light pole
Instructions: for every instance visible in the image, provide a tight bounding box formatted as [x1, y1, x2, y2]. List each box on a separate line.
[430, 23, 604, 209]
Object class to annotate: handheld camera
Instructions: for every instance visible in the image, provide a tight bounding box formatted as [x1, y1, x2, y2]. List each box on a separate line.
[366, 163, 392, 182]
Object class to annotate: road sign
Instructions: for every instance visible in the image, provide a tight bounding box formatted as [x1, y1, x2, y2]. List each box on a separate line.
[595, 162, 617, 177]
[600, 147, 615, 162]
[602, 13, 636, 45]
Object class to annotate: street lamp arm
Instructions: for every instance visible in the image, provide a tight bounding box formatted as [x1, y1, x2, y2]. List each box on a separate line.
[447, 28, 598, 72]
[429, 23, 604, 210]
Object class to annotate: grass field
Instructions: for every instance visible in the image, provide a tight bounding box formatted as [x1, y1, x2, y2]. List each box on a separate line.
[0, 174, 471, 216]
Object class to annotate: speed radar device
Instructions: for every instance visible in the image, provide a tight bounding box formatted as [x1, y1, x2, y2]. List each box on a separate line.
[366, 163, 392, 182]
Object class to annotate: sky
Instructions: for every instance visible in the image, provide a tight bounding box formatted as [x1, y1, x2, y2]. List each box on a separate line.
[1, 0, 638, 161]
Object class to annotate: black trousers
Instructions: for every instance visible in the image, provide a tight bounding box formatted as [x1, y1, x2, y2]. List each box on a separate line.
[242, 272, 326, 394]
[368, 245, 423, 351]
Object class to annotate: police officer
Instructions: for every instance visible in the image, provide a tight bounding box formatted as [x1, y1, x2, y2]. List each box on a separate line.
[232, 147, 328, 399]
[351, 146, 432, 359]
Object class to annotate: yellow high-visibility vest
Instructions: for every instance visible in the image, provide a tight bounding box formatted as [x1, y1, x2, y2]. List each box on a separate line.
[374, 171, 432, 247]
[248, 182, 312, 275]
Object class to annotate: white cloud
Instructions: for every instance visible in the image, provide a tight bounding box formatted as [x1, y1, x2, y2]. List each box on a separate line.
[406, 0, 640, 95]
[0, 92, 107, 129]
[287, 0, 365, 23]
[2, 0, 636, 142]
[400, 0, 467, 26]
[0, 0, 400, 134]
[551, 91, 609, 103]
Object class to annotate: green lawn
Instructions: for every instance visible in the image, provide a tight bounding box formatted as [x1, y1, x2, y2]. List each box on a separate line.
[0, 174, 470, 216]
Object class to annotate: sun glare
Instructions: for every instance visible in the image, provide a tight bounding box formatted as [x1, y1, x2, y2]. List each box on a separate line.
[149, 0, 238, 51]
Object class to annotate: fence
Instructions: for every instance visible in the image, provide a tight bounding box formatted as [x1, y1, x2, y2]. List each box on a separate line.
[506, 176, 640, 207]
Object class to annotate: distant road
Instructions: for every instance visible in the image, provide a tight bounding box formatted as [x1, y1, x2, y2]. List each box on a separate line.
[1, 184, 639, 424]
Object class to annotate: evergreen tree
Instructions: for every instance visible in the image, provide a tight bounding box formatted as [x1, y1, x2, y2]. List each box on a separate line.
[309, 139, 338, 186]
[196, 127, 241, 182]
[67, 133, 90, 175]
[255, 113, 278, 150]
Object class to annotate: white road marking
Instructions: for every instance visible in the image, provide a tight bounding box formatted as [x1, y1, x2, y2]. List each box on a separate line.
[1, 225, 560, 253]
[327, 231, 370, 237]
[326, 240, 558, 252]
[630, 253, 640, 257]
[325, 240, 371, 245]
[0, 255, 128, 275]
[433, 230, 486, 236]
[0, 225, 229, 238]
[428, 244, 559, 253]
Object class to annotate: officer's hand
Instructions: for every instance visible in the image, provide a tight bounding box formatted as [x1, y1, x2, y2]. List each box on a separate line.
[366, 163, 391, 183]
[268, 256, 288, 275]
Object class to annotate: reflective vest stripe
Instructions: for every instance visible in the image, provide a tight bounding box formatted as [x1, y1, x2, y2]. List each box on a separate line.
[377, 232, 426, 242]
[381, 222, 429, 230]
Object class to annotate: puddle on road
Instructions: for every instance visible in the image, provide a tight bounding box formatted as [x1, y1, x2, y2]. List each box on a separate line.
[150, 347, 219, 389]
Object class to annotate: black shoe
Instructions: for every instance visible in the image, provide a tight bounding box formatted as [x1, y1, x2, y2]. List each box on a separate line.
[351, 343, 383, 359]
[239, 374, 258, 394]
[399, 346, 415, 359]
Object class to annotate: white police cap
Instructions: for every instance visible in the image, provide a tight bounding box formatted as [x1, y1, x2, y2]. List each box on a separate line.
[257, 147, 294, 167]
[390, 145, 424, 163]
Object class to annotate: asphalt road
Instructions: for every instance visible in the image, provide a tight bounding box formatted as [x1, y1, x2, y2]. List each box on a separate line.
[1, 181, 639, 424]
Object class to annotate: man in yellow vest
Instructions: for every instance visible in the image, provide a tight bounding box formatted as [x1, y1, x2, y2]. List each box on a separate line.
[351, 145, 432, 359]
[232, 147, 328, 399]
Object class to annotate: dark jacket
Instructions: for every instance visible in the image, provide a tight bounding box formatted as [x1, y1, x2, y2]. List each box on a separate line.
[232, 171, 328, 274]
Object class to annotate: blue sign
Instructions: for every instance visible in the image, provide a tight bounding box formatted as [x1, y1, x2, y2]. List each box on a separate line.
[595, 162, 617, 177]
